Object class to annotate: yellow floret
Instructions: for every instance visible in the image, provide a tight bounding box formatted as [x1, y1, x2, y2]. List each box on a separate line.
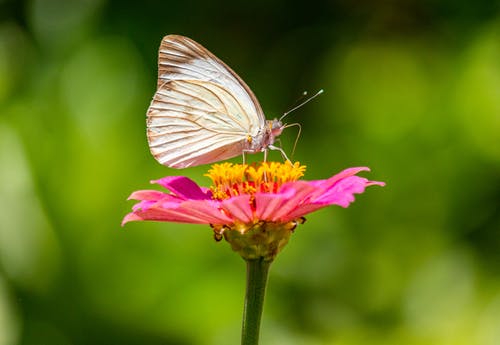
[206, 161, 306, 200]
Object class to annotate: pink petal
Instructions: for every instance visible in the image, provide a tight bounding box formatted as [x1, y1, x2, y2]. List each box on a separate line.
[122, 207, 208, 225]
[152, 176, 210, 200]
[221, 195, 254, 223]
[308, 167, 370, 197]
[123, 198, 233, 226]
[127, 190, 167, 201]
[121, 212, 145, 225]
[131, 193, 186, 212]
[367, 181, 386, 187]
[255, 182, 316, 221]
[178, 200, 234, 224]
[314, 176, 372, 207]
[132, 200, 157, 211]
[326, 167, 371, 185]
[254, 193, 290, 221]
[284, 203, 328, 221]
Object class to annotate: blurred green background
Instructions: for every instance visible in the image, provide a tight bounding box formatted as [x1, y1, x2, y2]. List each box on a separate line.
[0, 0, 499, 344]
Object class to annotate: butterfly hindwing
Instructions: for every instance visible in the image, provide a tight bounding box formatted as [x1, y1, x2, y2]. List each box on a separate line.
[148, 80, 251, 168]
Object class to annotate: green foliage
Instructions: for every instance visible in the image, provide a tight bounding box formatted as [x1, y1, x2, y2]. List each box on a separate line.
[0, 1, 499, 344]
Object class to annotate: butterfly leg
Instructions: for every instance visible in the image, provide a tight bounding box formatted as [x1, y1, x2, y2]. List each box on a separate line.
[263, 149, 269, 182]
[242, 149, 255, 165]
[242, 150, 247, 165]
[268, 145, 291, 163]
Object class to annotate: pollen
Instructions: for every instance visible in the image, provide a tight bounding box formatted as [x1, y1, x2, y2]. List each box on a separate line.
[206, 161, 306, 200]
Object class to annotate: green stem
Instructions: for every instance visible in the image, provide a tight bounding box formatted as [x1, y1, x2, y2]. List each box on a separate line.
[241, 258, 272, 345]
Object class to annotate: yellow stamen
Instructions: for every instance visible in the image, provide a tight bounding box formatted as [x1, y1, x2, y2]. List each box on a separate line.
[205, 161, 306, 200]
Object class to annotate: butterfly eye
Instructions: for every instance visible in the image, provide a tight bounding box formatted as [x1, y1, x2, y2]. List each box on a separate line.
[270, 120, 284, 136]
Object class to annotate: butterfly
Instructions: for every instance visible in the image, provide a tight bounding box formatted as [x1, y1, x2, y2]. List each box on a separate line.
[146, 34, 287, 168]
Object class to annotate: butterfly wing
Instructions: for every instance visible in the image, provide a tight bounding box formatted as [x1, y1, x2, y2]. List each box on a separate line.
[147, 35, 266, 168]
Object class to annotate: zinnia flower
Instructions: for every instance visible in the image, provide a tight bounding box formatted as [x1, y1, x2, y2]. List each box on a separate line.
[123, 162, 384, 260]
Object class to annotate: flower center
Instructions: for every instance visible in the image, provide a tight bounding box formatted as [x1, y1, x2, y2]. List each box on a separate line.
[206, 161, 306, 200]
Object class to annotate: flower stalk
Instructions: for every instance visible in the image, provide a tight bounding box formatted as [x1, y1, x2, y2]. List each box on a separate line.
[241, 258, 272, 345]
[219, 219, 303, 344]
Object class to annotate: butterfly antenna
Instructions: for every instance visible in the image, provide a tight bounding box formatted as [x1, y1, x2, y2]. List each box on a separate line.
[283, 123, 302, 159]
[280, 89, 324, 121]
[290, 91, 309, 107]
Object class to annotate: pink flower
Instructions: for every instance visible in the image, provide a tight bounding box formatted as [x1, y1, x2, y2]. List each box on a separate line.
[122, 163, 385, 227]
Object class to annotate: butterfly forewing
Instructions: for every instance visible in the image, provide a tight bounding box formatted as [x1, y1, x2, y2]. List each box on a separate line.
[158, 35, 265, 123]
[147, 35, 266, 168]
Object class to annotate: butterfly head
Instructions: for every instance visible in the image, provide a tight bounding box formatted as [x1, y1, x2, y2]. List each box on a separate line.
[268, 119, 284, 138]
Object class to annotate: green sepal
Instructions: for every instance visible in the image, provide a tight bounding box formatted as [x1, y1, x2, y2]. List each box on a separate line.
[222, 221, 297, 261]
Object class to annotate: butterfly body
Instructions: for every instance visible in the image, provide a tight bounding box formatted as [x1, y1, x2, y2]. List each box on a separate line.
[246, 119, 283, 152]
[146, 35, 284, 168]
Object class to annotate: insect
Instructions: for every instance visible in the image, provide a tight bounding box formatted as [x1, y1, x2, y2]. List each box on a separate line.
[147, 35, 320, 168]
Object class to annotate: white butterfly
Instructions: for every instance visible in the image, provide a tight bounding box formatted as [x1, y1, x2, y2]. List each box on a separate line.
[146, 34, 286, 168]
